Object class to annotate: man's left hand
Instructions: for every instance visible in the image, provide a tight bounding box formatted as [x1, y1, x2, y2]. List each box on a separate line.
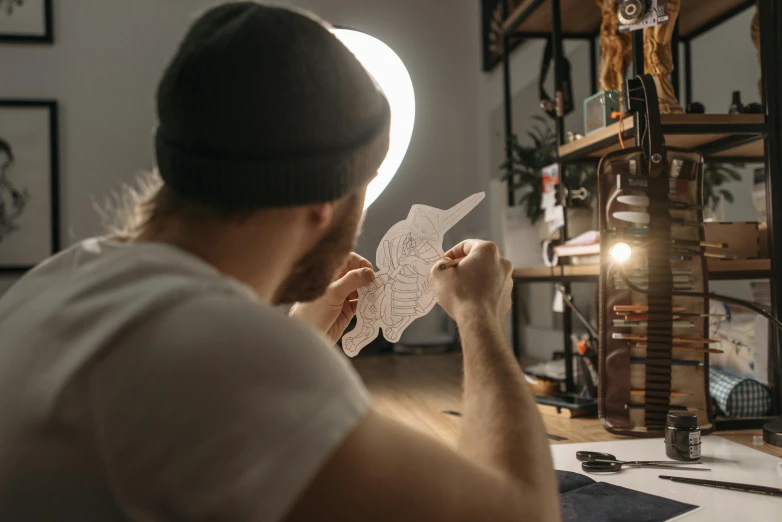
[289, 253, 375, 344]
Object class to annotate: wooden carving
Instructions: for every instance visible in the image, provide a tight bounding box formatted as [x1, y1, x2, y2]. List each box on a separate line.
[643, 0, 683, 114]
[597, 0, 632, 92]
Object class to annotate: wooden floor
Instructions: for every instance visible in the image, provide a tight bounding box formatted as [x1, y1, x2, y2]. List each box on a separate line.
[352, 352, 782, 458]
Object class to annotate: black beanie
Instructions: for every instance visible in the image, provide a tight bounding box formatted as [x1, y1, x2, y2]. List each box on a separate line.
[155, 2, 391, 209]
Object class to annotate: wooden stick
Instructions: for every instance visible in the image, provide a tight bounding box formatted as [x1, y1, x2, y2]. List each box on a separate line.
[621, 313, 724, 320]
[614, 305, 687, 312]
[613, 333, 719, 344]
[671, 238, 728, 249]
[634, 343, 724, 355]
[631, 389, 690, 397]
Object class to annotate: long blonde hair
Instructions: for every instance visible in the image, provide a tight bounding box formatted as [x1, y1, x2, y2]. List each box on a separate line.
[96, 169, 251, 240]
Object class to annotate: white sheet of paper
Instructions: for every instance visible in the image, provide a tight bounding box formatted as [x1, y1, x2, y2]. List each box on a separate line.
[543, 192, 558, 222]
[342, 192, 485, 357]
[547, 206, 565, 235]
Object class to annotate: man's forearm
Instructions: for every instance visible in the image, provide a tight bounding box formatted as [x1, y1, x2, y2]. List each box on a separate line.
[456, 314, 559, 506]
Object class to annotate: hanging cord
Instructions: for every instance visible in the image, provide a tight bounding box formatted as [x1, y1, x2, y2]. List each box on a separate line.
[557, 285, 599, 341]
[612, 110, 626, 149]
[613, 262, 782, 334]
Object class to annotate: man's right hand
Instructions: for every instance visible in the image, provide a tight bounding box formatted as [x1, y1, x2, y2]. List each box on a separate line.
[431, 240, 513, 324]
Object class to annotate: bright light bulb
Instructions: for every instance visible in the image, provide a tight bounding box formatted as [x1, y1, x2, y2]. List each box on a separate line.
[609, 242, 633, 263]
[332, 28, 415, 211]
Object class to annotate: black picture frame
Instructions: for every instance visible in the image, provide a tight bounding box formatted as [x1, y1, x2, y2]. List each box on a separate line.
[0, 0, 53, 44]
[0, 100, 60, 273]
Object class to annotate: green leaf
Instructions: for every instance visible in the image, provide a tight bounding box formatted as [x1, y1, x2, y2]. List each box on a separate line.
[720, 189, 735, 203]
[527, 132, 542, 149]
[727, 169, 743, 181]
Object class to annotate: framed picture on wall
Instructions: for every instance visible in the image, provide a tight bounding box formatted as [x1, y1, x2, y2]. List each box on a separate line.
[0, 0, 53, 43]
[0, 100, 59, 272]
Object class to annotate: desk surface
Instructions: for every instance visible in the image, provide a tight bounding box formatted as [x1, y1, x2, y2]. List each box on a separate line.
[552, 437, 782, 521]
[351, 352, 782, 458]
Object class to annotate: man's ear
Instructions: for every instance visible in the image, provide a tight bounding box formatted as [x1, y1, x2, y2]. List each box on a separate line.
[306, 202, 335, 232]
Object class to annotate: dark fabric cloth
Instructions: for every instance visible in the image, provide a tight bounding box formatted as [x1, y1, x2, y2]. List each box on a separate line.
[155, 2, 391, 209]
[556, 471, 699, 521]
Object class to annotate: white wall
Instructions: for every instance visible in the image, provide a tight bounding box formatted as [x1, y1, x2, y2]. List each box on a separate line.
[0, 0, 487, 341]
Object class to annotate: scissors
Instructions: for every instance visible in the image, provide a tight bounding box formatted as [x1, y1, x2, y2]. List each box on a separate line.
[576, 451, 710, 474]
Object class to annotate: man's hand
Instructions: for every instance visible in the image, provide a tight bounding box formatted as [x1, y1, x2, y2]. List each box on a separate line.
[431, 240, 513, 324]
[289, 253, 375, 344]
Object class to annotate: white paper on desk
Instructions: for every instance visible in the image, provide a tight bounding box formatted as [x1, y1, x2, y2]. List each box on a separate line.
[551, 437, 781, 522]
[342, 192, 485, 357]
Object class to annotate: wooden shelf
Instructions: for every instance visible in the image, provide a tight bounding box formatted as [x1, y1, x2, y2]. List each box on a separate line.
[679, 0, 756, 38]
[513, 258, 771, 283]
[503, 0, 601, 36]
[503, 0, 755, 39]
[559, 114, 766, 162]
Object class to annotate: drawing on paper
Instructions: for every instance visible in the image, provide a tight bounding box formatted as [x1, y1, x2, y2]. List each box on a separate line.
[0, 137, 30, 244]
[0, 1, 26, 16]
[342, 192, 485, 357]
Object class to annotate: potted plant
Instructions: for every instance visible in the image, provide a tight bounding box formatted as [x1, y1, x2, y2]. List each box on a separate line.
[499, 116, 597, 230]
[703, 163, 742, 215]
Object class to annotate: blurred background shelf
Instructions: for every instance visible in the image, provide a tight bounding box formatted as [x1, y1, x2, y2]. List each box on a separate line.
[502, 0, 756, 40]
[559, 114, 766, 163]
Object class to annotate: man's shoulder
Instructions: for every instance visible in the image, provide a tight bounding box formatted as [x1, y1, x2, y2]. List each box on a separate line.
[161, 292, 314, 344]
[145, 292, 349, 372]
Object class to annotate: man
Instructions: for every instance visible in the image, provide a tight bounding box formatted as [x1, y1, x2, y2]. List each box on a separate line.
[0, 3, 559, 521]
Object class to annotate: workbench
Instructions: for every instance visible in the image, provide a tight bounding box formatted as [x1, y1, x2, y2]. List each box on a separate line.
[352, 352, 782, 458]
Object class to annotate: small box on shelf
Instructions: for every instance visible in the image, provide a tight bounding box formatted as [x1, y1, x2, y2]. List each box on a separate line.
[704, 222, 768, 260]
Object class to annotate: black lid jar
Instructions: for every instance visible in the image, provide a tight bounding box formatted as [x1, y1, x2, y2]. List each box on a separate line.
[665, 411, 701, 461]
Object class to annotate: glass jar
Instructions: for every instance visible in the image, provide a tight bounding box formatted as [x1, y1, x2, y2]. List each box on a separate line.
[665, 411, 701, 461]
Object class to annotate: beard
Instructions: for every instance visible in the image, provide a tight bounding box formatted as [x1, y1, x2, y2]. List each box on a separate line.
[274, 193, 364, 304]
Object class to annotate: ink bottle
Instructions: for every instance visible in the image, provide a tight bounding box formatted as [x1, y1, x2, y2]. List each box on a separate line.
[665, 411, 701, 461]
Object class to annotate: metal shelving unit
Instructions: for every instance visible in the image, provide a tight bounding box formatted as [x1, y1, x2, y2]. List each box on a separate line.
[499, 0, 781, 425]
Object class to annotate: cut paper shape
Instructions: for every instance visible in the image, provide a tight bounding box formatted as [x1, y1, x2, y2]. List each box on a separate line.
[342, 192, 485, 357]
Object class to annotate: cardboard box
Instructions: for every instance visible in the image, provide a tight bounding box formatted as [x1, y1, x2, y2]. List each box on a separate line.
[704, 222, 768, 259]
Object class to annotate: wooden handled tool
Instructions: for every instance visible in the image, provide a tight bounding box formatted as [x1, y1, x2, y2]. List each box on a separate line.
[633, 342, 724, 354]
[615, 305, 688, 311]
[613, 333, 719, 344]
[631, 389, 690, 397]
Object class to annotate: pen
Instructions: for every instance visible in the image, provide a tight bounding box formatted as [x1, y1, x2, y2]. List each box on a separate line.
[659, 476, 782, 498]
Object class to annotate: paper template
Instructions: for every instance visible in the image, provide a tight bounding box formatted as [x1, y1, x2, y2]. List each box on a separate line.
[342, 192, 485, 357]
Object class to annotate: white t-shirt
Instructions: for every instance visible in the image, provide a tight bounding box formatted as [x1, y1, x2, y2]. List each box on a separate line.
[0, 238, 370, 522]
